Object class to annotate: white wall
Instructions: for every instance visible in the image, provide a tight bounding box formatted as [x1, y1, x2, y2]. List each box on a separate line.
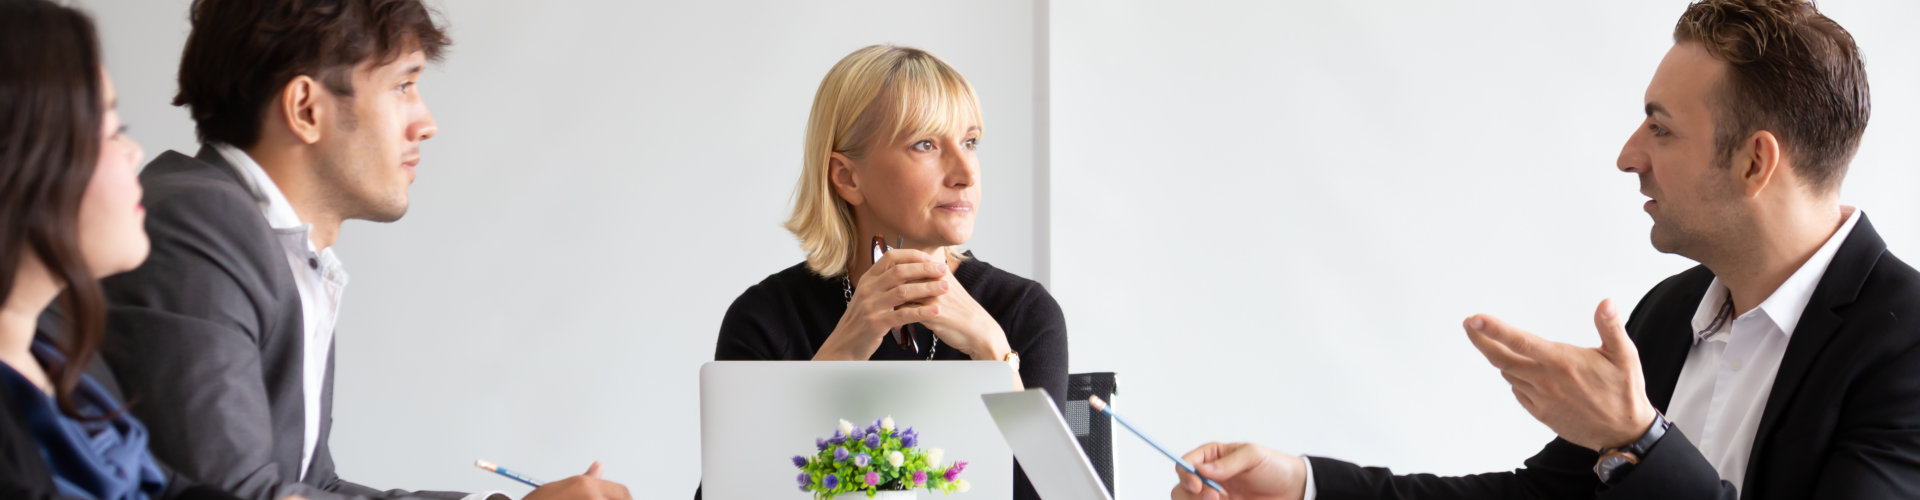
[87, 0, 1038, 496]
[1049, 1, 1920, 499]
[77, 0, 1920, 498]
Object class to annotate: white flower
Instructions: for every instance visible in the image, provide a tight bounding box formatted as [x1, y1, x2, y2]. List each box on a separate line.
[955, 479, 971, 493]
[887, 451, 905, 467]
[838, 419, 855, 435]
[925, 448, 944, 466]
[881, 416, 896, 432]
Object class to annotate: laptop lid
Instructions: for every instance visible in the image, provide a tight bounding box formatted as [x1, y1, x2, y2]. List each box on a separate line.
[981, 389, 1114, 500]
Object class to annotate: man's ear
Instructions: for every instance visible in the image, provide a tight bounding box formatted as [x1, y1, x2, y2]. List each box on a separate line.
[829, 152, 864, 206]
[1737, 129, 1783, 199]
[281, 75, 327, 145]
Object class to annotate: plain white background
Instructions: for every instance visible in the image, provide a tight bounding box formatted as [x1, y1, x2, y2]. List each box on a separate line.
[78, 0, 1920, 499]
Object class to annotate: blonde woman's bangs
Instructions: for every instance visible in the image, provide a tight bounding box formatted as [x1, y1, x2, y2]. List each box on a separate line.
[868, 60, 984, 153]
[788, 45, 982, 277]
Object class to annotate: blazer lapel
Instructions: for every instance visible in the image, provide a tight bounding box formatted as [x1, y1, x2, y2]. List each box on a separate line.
[1638, 267, 1713, 412]
[1741, 213, 1886, 488]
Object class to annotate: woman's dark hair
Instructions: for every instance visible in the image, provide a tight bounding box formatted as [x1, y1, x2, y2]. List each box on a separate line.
[0, 0, 111, 419]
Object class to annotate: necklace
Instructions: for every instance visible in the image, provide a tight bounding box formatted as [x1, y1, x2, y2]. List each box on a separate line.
[845, 276, 936, 360]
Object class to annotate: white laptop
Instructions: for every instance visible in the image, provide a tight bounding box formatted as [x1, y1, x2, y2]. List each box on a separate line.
[981, 389, 1114, 500]
[700, 361, 1020, 500]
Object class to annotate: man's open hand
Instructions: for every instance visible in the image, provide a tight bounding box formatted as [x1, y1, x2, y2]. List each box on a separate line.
[1463, 298, 1658, 451]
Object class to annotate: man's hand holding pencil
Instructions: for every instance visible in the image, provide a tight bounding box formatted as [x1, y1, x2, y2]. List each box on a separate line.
[1174, 442, 1309, 500]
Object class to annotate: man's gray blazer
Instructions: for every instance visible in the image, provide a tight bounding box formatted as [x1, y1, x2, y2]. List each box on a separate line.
[99, 146, 466, 500]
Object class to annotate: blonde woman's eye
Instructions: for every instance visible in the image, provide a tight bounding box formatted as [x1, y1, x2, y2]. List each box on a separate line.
[913, 140, 934, 151]
[964, 138, 978, 149]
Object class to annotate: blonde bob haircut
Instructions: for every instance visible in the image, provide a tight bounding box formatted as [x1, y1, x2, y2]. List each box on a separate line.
[786, 44, 982, 277]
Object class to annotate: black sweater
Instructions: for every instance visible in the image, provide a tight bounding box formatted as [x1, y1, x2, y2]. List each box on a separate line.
[712, 253, 1068, 500]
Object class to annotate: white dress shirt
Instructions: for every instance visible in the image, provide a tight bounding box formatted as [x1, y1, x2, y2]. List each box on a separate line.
[215, 144, 347, 482]
[1665, 207, 1860, 494]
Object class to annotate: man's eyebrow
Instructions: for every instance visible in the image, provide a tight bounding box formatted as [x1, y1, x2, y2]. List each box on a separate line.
[400, 63, 423, 76]
[1645, 102, 1670, 118]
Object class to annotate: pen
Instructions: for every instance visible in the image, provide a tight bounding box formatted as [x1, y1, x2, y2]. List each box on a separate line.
[474, 459, 546, 488]
[1087, 396, 1226, 493]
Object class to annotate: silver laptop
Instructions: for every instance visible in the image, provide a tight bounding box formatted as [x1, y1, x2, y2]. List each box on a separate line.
[981, 389, 1114, 500]
[700, 361, 1020, 500]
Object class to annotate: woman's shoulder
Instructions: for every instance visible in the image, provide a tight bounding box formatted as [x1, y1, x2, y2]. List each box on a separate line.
[954, 254, 1061, 316]
[724, 262, 840, 318]
[739, 261, 834, 297]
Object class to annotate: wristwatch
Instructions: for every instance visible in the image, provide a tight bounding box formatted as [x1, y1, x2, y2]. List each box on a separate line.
[1594, 412, 1670, 487]
[1003, 350, 1021, 371]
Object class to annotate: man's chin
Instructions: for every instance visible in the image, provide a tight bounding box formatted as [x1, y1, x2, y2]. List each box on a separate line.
[356, 197, 409, 223]
[1647, 225, 1690, 256]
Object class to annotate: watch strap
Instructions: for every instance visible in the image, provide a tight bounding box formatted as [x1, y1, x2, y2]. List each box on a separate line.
[1621, 412, 1669, 458]
[1595, 412, 1669, 486]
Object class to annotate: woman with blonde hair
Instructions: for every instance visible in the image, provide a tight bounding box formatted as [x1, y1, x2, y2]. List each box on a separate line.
[713, 44, 1066, 500]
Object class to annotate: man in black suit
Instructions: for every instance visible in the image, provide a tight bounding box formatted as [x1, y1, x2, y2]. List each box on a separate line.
[97, 1, 631, 500]
[1174, 1, 1911, 499]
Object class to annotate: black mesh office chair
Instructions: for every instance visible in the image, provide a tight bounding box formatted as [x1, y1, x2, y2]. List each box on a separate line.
[1067, 372, 1118, 497]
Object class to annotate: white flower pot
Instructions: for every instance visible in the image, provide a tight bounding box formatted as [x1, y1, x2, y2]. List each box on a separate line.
[832, 490, 918, 500]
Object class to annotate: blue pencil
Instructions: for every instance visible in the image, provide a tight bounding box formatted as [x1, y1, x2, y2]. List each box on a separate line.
[474, 459, 546, 488]
[1087, 396, 1226, 493]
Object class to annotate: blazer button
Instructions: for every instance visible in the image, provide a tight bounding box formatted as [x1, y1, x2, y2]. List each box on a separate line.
[308, 258, 319, 269]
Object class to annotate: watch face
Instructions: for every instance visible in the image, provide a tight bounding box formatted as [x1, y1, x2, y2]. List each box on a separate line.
[1596, 455, 1635, 484]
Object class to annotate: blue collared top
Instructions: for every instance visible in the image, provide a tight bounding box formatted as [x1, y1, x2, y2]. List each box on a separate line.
[0, 339, 166, 500]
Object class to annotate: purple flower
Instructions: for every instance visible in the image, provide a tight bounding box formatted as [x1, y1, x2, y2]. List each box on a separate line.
[912, 471, 928, 486]
[834, 448, 849, 461]
[944, 461, 968, 481]
[854, 453, 871, 468]
[823, 474, 840, 489]
[900, 433, 918, 448]
[797, 472, 811, 487]
[873, 418, 885, 430]
[830, 430, 845, 445]
[864, 471, 881, 487]
[864, 433, 882, 448]
[792, 455, 808, 468]
[865, 423, 880, 436]
[816, 438, 829, 451]
[850, 427, 865, 440]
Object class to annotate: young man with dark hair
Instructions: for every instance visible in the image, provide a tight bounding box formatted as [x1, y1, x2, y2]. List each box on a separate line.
[98, 1, 631, 500]
[1173, 1, 1917, 498]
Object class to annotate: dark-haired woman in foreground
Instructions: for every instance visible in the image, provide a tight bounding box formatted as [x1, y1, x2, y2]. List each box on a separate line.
[0, 2, 275, 499]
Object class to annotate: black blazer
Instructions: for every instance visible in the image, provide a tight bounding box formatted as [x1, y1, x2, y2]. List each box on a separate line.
[99, 146, 466, 500]
[1310, 213, 1920, 499]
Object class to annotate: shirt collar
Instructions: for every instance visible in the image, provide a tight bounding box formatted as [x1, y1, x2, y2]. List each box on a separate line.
[1688, 207, 1862, 342]
[211, 143, 310, 237]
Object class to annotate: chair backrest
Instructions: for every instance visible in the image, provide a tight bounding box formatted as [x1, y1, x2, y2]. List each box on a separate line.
[1066, 372, 1118, 497]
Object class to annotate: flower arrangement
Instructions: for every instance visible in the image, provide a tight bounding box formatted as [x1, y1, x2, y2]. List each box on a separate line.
[793, 416, 970, 499]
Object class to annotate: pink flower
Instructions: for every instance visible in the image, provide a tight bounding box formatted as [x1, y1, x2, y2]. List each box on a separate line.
[864, 471, 880, 487]
[944, 461, 968, 481]
[912, 471, 927, 486]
